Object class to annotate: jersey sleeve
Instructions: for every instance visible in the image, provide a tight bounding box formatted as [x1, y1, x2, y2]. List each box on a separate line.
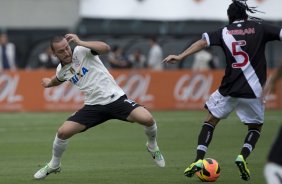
[55, 64, 66, 82]
[91, 50, 99, 55]
[74, 46, 91, 56]
[203, 28, 223, 47]
[74, 46, 98, 59]
[262, 23, 282, 41]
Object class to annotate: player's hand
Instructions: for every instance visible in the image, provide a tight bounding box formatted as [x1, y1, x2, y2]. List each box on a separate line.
[41, 78, 52, 88]
[65, 34, 81, 45]
[162, 55, 182, 64]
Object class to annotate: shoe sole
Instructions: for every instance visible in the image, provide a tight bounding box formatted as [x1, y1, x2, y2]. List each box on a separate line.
[235, 161, 250, 181]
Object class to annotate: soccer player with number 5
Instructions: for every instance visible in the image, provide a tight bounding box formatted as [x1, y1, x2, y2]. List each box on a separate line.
[163, 0, 282, 181]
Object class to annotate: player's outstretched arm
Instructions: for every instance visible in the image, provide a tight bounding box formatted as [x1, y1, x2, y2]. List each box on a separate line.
[269, 64, 282, 89]
[65, 33, 111, 54]
[262, 64, 282, 101]
[41, 75, 62, 88]
[163, 38, 208, 64]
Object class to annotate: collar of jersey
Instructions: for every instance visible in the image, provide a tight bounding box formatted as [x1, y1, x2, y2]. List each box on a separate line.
[60, 62, 72, 70]
[233, 20, 245, 24]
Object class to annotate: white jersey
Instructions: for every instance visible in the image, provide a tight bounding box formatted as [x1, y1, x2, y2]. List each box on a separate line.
[56, 46, 125, 105]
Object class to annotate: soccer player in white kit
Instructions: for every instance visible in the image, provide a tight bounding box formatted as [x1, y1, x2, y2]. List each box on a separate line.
[34, 34, 165, 179]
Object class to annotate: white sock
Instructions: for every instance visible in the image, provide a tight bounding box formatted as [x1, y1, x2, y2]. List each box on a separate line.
[49, 134, 69, 168]
[144, 121, 158, 149]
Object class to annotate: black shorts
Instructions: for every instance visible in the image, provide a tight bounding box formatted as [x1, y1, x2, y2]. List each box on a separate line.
[67, 95, 140, 130]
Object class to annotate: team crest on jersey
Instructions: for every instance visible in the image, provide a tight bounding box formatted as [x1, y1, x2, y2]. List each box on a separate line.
[73, 56, 80, 67]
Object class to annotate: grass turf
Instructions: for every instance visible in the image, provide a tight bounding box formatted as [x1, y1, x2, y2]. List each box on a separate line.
[0, 110, 280, 184]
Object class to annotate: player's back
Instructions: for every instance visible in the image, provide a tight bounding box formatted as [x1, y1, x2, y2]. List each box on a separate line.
[216, 20, 281, 98]
[225, 20, 268, 69]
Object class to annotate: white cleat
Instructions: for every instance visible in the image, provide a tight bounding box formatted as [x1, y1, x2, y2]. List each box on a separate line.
[146, 143, 165, 168]
[34, 163, 61, 179]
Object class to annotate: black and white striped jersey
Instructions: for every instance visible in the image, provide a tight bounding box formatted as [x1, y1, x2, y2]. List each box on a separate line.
[203, 20, 282, 98]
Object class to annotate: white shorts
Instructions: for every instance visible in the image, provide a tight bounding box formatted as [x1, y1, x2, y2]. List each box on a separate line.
[264, 163, 282, 184]
[205, 90, 265, 124]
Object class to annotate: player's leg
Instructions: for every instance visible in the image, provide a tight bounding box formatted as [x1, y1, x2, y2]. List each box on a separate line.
[195, 113, 220, 162]
[240, 124, 262, 160]
[106, 95, 165, 167]
[184, 90, 235, 177]
[34, 121, 86, 179]
[127, 106, 165, 167]
[127, 106, 157, 147]
[235, 124, 262, 181]
[184, 113, 220, 177]
[50, 121, 86, 167]
[34, 104, 105, 180]
[265, 126, 282, 184]
[108, 96, 155, 133]
[34, 104, 112, 179]
[235, 97, 264, 181]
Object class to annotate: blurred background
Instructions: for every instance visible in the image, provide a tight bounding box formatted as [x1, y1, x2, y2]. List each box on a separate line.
[1, 0, 282, 69]
[0, 2, 281, 184]
[0, 0, 281, 111]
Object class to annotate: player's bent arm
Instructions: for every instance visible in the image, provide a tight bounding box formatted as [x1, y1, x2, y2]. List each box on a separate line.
[79, 40, 111, 55]
[41, 75, 63, 88]
[65, 33, 111, 54]
[163, 38, 208, 64]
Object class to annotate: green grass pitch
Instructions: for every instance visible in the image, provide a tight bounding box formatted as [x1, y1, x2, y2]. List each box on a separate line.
[0, 110, 281, 184]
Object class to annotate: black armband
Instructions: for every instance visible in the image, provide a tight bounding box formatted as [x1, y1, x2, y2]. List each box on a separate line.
[91, 50, 99, 55]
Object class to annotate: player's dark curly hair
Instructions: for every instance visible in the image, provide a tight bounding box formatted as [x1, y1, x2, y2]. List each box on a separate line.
[227, 0, 263, 24]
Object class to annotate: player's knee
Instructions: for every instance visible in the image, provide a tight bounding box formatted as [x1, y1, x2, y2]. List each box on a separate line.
[140, 114, 155, 126]
[146, 115, 155, 126]
[206, 113, 220, 126]
[248, 124, 263, 131]
[57, 128, 70, 140]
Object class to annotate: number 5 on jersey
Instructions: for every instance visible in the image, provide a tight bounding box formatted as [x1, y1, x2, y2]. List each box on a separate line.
[231, 40, 249, 68]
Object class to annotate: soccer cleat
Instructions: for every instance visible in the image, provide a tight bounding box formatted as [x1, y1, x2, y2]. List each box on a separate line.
[146, 143, 165, 167]
[34, 163, 61, 179]
[184, 159, 203, 177]
[235, 155, 250, 181]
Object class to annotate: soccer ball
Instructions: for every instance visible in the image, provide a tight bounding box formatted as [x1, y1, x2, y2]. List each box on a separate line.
[196, 158, 220, 182]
